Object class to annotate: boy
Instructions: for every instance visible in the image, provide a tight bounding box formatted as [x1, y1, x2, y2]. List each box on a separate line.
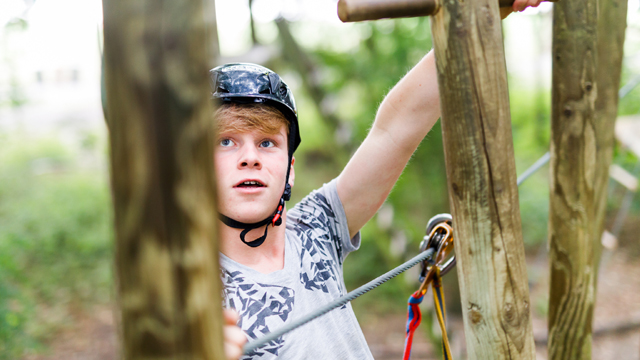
[217, 2, 540, 358]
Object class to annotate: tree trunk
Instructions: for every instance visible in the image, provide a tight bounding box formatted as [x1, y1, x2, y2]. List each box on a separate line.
[430, 1, 535, 359]
[547, 0, 599, 359]
[204, 0, 221, 68]
[103, 0, 224, 358]
[275, 18, 353, 151]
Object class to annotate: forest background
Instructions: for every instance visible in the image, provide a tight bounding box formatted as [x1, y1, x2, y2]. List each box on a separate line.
[1, 0, 639, 358]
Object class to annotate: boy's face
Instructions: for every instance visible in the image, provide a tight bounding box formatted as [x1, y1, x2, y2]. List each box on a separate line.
[214, 124, 293, 224]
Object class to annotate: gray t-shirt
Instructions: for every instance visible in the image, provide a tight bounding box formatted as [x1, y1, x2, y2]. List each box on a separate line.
[220, 179, 374, 359]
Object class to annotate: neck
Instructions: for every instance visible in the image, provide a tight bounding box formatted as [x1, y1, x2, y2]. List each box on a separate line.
[219, 211, 287, 274]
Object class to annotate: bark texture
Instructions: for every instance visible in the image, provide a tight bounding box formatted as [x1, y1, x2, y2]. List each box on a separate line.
[547, 0, 600, 359]
[430, 1, 535, 359]
[103, 0, 224, 358]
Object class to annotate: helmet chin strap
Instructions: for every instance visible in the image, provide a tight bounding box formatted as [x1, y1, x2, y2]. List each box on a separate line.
[219, 160, 293, 248]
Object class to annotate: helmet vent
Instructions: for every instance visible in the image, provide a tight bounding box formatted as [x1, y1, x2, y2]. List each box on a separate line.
[217, 86, 229, 93]
[279, 85, 287, 97]
[259, 88, 271, 95]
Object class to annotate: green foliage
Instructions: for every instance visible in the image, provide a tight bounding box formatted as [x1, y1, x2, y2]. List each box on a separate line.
[509, 83, 553, 247]
[618, 70, 640, 116]
[0, 135, 112, 357]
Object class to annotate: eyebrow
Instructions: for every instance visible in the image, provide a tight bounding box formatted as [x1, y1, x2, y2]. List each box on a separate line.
[216, 130, 286, 139]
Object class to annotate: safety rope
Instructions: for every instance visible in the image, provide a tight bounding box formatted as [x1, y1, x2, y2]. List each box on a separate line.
[403, 290, 424, 360]
[403, 267, 452, 360]
[432, 268, 453, 360]
[242, 248, 436, 354]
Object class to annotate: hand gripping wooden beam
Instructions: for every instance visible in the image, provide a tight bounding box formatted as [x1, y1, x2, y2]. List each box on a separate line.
[338, 0, 558, 22]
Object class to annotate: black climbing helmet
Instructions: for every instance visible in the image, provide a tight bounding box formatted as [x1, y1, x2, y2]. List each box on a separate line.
[209, 63, 301, 156]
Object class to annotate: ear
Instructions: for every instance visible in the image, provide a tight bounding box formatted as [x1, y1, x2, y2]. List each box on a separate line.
[288, 156, 295, 188]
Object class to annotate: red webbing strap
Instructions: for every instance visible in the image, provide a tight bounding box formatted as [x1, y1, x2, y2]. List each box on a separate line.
[403, 290, 425, 360]
[402, 268, 453, 360]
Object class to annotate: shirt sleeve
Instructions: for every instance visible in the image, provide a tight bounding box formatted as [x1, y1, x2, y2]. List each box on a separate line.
[287, 178, 361, 264]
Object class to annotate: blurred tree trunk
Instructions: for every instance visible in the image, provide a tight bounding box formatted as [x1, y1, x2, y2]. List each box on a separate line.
[431, 0, 535, 358]
[547, 0, 600, 358]
[205, 0, 221, 67]
[275, 18, 353, 151]
[103, 0, 224, 358]
[249, 0, 258, 45]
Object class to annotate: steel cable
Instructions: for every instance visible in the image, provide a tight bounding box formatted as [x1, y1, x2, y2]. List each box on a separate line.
[243, 248, 436, 354]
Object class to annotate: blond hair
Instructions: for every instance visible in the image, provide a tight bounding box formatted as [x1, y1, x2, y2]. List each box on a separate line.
[214, 103, 290, 137]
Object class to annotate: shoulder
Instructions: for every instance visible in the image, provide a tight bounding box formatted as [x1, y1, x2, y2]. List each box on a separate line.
[288, 179, 342, 228]
[287, 179, 361, 262]
[286, 179, 358, 268]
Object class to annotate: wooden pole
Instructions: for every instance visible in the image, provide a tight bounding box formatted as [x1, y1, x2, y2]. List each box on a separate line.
[103, 0, 225, 358]
[593, 0, 628, 239]
[430, 0, 535, 359]
[204, 0, 221, 68]
[338, 0, 558, 22]
[547, 0, 599, 358]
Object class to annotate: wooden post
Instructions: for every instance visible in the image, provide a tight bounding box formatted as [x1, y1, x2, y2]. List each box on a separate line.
[103, 0, 225, 358]
[430, 1, 535, 359]
[593, 0, 628, 238]
[338, 1, 537, 358]
[547, 0, 599, 358]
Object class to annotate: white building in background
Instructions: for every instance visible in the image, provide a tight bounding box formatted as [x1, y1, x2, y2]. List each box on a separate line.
[0, 0, 104, 144]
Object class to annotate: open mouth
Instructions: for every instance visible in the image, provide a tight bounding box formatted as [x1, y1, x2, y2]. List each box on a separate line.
[235, 180, 265, 188]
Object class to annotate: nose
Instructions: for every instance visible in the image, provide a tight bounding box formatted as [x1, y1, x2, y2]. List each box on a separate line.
[238, 143, 262, 170]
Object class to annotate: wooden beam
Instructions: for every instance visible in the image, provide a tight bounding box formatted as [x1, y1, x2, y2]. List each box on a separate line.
[103, 0, 225, 358]
[338, 0, 558, 22]
[547, 0, 601, 358]
[609, 164, 637, 192]
[338, 0, 438, 22]
[430, 0, 535, 358]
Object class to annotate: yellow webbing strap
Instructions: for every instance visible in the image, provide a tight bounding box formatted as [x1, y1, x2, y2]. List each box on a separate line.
[432, 267, 453, 360]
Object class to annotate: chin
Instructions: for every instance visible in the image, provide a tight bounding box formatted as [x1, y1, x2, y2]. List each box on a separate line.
[228, 206, 274, 223]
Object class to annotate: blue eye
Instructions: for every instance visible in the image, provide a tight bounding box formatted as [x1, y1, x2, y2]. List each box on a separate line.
[260, 140, 275, 148]
[220, 138, 234, 147]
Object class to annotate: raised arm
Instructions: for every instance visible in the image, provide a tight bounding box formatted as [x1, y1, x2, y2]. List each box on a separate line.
[337, 50, 440, 239]
[336, 0, 540, 239]
[338, 0, 542, 237]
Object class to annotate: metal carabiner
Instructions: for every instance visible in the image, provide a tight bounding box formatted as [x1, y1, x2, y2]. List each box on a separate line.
[418, 213, 456, 286]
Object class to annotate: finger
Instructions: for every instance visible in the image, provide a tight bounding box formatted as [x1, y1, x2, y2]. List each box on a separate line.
[512, 0, 527, 12]
[524, 0, 540, 9]
[224, 342, 243, 360]
[223, 309, 240, 325]
[224, 325, 248, 347]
